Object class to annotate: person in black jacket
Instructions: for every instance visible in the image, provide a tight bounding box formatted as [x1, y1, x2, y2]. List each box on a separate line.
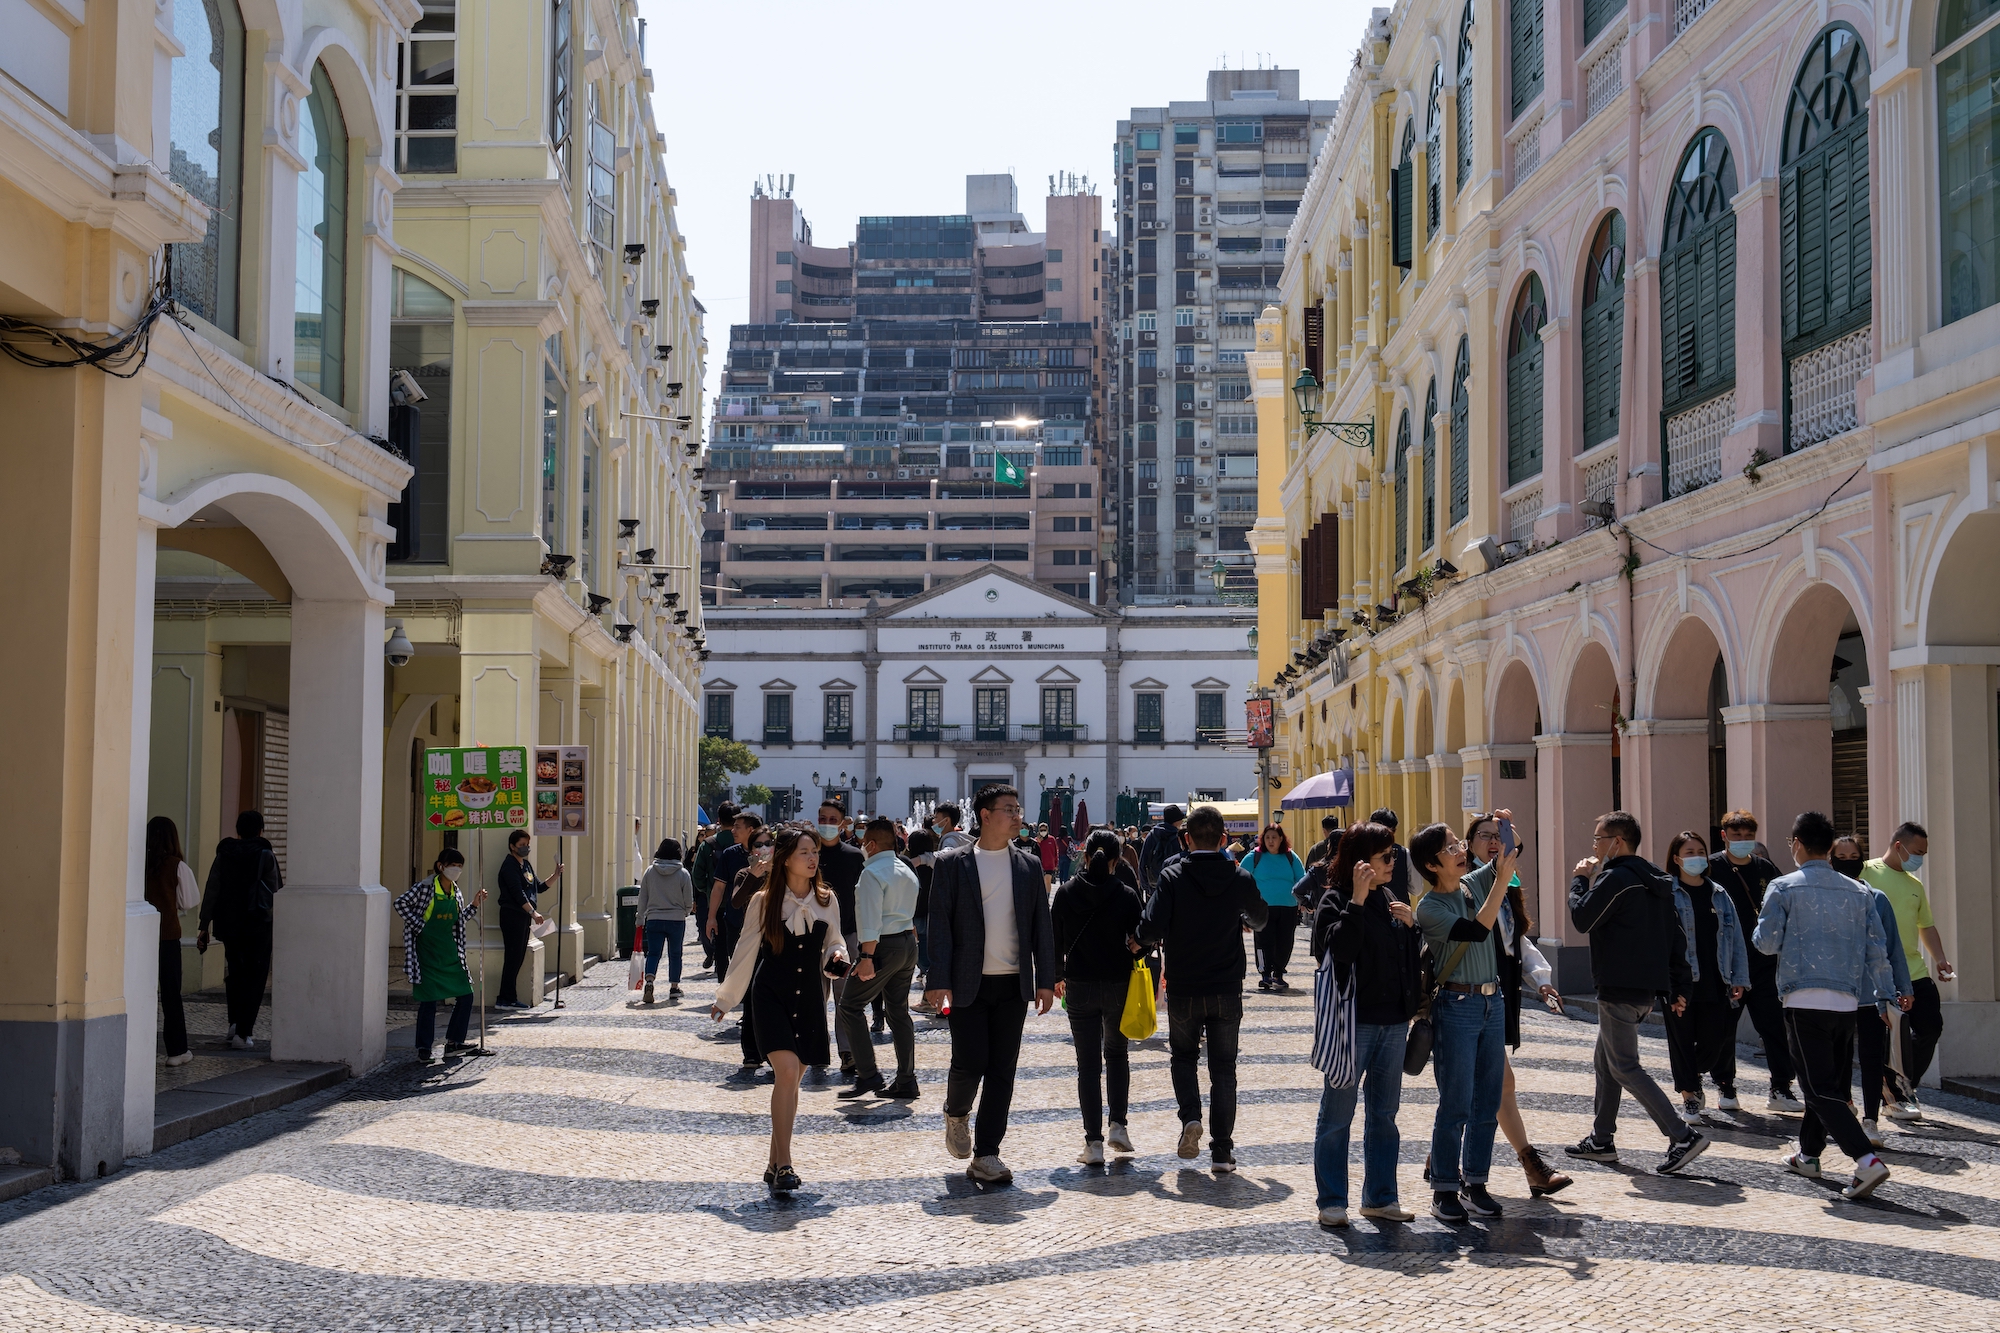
[1708, 809, 1800, 1110]
[196, 809, 283, 1048]
[495, 829, 556, 1008]
[1565, 810, 1710, 1175]
[1052, 829, 1145, 1166]
[1137, 805, 1269, 1174]
[1137, 805, 1186, 899]
[925, 784, 1057, 1186]
[1309, 821, 1421, 1226]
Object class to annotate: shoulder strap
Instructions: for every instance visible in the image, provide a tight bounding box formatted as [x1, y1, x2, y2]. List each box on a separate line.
[1435, 939, 1473, 988]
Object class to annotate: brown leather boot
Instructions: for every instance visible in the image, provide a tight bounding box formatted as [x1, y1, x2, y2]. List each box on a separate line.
[1519, 1144, 1573, 1197]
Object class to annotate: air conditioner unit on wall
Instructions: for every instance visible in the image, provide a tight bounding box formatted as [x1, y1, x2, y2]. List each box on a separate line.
[897, 468, 910, 478]
[1147, 481, 1159, 490]
[866, 471, 880, 479]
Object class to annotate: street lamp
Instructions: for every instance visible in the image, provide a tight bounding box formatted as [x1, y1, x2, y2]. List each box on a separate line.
[1291, 368, 1375, 449]
[1247, 625, 1259, 651]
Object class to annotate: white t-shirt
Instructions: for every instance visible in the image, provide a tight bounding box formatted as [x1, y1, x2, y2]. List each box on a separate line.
[1785, 987, 1856, 1011]
[974, 845, 1021, 975]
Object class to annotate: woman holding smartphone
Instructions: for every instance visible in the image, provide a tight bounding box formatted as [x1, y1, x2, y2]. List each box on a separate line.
[712, 824, 848, 1194]
[1464, 811, 1572, 1197]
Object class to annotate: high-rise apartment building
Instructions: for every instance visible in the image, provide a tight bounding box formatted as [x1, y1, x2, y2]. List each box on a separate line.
[1110, 70, 1336, 603]
[706, 174, 1110, 607]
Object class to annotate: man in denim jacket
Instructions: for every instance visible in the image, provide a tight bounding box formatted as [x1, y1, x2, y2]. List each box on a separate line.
[1752, 810, 1908, 1200]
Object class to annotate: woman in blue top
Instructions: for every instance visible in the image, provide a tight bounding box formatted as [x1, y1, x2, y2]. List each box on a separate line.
[1246, 824, 1307, 991]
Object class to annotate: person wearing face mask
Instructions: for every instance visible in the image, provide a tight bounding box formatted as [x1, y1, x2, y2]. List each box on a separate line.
[1707, 810, 1800, 1111]
[395, 848, 487, 1064]
[1858, 823, 1954, 1121]
[637, 839, 695, 1004]
[1662, 832, 1750, 1123]
[1840, 835, 1913, 1148]
[812, 800, 868, 1076]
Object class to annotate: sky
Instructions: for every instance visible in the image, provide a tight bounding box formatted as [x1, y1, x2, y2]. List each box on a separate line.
[637, 0, 1380, 419]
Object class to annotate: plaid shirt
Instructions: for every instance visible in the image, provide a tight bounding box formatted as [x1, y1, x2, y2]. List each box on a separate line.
[394, 876, 468, 987]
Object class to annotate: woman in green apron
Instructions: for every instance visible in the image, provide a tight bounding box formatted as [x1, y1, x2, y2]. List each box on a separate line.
[395, 848, 487, 1064]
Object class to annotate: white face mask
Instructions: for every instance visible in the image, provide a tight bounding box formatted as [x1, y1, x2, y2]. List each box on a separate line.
[817, 823, 842, 841]
[1902, 852, 1925, 872]
[440, 865, 463, 883]
[1728, 840, 1758, 858]
[1680, 855, 1709, 876]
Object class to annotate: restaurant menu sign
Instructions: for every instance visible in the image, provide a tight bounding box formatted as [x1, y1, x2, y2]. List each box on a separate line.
[422, 746, 529, 831]
[533, 745, 591, 837]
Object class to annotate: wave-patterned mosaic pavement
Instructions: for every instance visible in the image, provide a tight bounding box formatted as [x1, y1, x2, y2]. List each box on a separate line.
[6, 947, 2000, 1331]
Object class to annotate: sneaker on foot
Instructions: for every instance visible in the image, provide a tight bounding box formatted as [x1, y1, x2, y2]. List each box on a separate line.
[1566, 1135, 1618, 1162]
[1078, 1140, 1105, 1166]
[1431, 1190, 1470, 1223]
[1106, 1122, 1135, 1154]
[1843, 1156, 1891, 1200]
[1177, 1120, 1204, 1160]
[1211, 1150, 1237, 1174]
[1359, 1203, 1416, 1221]
[1863, 1117, 1886, 1148]
[1317, 1205, 1349, 1228]
[163, 1051, 193, 1067]
[944, 1114, 973, 1160]
[1884, 1098, 1923, 1122]
[1717, 1087, 1741, 1111]
[1779, 1149, 1821, 1177]
[1658, 1131, 1710, 1175]
[229, 1032, 253, 1050]
[668, 984, 683, 998]
[1679, 1095, 1704, 1125]
[643, 980, 654, 1004]
[967, 1154, 1012, 1185]
[1766, 1088, 1806, 1113]
[1461, 1184, 1503, 1217]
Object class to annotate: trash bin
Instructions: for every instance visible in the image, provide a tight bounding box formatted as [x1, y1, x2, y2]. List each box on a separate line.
[616, 886, 640, 959]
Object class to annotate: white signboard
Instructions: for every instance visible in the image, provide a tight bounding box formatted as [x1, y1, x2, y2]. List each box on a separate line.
[1461, 772, 1483, 814]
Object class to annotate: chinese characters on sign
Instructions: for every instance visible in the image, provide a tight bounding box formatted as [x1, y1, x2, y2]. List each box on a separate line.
[915, 628, 1067, 652]
[421, 747, 530, 831]
[1245, 698, 1275, 749]
[533, 745, 591, 837]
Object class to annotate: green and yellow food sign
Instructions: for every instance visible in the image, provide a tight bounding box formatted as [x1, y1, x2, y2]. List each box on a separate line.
[421, 746, 530, 830]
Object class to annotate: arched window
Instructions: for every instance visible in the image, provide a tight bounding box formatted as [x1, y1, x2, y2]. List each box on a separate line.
[1426, 65, 1444, 239]
[1661, 129, 1737, 417]
[296, 64, 349, 403]
[1421, 380, 1438, 552]
[1394, 411, 1411, 571]
[1940, 0, 2000, 323]
[1456, 2, 1474, 193]
[1511, 0, 1544, 120]
[1393, 119, 1416, 269]
[1781, 25, 1871, 449]
[168, 0, 245, 334]
[1582, 212, 1625, 448]
[1506, 274, 1547, 485]
[1450, 336, 1471, 524]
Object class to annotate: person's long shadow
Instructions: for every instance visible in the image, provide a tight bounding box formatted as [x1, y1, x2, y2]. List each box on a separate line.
[1046, 1162, 1294, 1210]
[695, 1193, 837, 1231]
[922, 1175, 1059, 1225]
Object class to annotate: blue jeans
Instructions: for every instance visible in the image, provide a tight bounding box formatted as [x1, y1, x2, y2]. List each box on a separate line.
[1313, 1021, 1408, 1209]
[1429, 988, 1506, 1187]
[643, 918, 685, 984]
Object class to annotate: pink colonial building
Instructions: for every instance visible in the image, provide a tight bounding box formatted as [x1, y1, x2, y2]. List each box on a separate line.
[1256, 0, 2000, 1075]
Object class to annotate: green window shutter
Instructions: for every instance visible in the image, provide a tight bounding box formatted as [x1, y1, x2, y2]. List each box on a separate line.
[1394, 415, 1411, 571]
[1846, 117, 1872, 320]
[1512, 0, 1544, 119]
[1422, 397, 1437, 551]
[1797, 154, 1828, 336]
[1780, 161, 1802, 343]
[1450, 340, 1471, 525]
[1582, 294, 1623, 448]
[1393, 164, 1414, 267]
[1712, 216, 1737, 390]
[1584, 0, 1619, 43]
[1507, 345, 1543, 486]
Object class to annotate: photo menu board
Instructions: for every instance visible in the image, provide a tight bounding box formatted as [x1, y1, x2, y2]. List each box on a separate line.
[421, 746, 530, 830]
[533, 745, 590, 837]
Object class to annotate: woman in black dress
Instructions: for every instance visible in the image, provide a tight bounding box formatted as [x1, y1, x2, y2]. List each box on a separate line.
[712, 824, 847, 1193]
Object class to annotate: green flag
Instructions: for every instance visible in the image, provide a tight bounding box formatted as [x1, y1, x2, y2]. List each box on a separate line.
[994, 452, 1025, 488]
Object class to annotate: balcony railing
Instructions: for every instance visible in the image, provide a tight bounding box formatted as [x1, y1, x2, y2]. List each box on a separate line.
[1584, 36, 1625, 121]
[888, 722, 1089, 744]
[1580, 451, 1619, 528]
[1788, 328, 1868, 450]
[893, 723, 957, 743]
[1134, 727, 1165, 746]
[1666, 390, 1732, 497]
[823, 729, 852, 745]
[1023, 723, 1088, 743]
[1675, 0, 1716, 35]
[1510, 114, 1543, 189]
[763, 727, 793, 745]
[1506, 485, 1543, 543]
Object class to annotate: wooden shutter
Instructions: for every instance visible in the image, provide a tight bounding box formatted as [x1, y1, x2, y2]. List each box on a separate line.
[1303, 301, 1324, 379]
[1393, 165, 1414, 267]
[1582, 290, 1623, 448]
[1450, 342, 1471, 525]
[1782, 114, 1871, 355]
[1584, 0, 1618, 43]
[1507, 343, 1543, 486]
[1511, 0, 1544, 119]
[1421, 406, 1437, 551]
[1322, 514, 1340, 610]
[1394, 417, 1410, 571]
[1301, 524, 1320, 620]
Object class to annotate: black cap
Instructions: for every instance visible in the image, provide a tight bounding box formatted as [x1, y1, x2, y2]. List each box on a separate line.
[1162, 804, 1186, 824]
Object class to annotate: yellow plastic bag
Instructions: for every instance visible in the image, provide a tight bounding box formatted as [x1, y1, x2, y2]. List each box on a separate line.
[1120, 959, 1158, 1041]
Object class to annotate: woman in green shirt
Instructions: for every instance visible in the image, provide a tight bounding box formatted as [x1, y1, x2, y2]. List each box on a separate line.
[394, 848, 487, 1065]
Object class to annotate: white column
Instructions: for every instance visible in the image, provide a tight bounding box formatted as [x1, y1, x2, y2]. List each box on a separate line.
[123, 418, 168, 1157]
[272, 595, 389, 1071]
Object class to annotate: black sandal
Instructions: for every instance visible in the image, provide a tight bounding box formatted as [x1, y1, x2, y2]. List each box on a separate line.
[771, 1165, 801, 1194]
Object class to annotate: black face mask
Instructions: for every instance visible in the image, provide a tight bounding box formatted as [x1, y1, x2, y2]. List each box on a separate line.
[1831, 856, 1865, 878]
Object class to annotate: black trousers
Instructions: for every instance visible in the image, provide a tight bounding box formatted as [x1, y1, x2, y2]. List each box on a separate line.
[497, 911, 531, 1005]
[944, 974, 1030, 1157]
[1168, 990, 1244, 1153]
[1665, 989, 1738, 1094]
[1786, 1007, 1873, 1162]
[1064, 977, 1131, 1141]
[1254, 906, 1300, 980]
[1901, 976, 1944, 1087]
[223, 925, 272, 1039]
[1855, 1004, 1892, 1120]
[416, 993, 473, 1050]
[158, 939, 189, 1057]
[1742, 971, 1795, 1089]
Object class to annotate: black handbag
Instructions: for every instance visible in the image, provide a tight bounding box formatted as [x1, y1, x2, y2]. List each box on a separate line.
[1403, 940, 1470, 1077]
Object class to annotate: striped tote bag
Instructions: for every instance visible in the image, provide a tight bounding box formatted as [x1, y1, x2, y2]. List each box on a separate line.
[1310, 945, 1359, 1088]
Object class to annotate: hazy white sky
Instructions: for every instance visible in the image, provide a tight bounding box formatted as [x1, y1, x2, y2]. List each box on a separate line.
[637, 0, 1379, 414]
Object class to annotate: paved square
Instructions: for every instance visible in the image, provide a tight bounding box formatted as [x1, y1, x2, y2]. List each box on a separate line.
[5, 948, 1998, 1331]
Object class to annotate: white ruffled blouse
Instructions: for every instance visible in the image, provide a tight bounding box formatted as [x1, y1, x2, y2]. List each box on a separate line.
[712, 887, 846, 1013]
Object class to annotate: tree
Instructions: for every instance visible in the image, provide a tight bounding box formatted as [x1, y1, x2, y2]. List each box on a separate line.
[698, 735, 759, 810]
[737, 783, 773, 811]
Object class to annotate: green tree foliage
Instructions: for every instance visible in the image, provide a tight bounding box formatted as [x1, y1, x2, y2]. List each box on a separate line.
[699, 735, 759, 808]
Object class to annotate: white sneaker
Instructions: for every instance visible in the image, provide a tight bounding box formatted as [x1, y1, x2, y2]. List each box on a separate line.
[966, 1154, 1013, 1185]
[943, 1114, 973, 1160]
[1863, 1118, 1886, 1148]
[1766, 1089, 1805, 1113]
[1359, 1203, 1416, 1221]
[1107, 1121, 1135, 1154]
[1884, 1098, 1923, 1122]
[1317, 1206, 1349, 1227]
[1177, 1120, 1204, 1160]
[229, 1033, 253, 1050]
[1843, 1156, 1891, 1200]
[163, 1051, 193, 1067]
[1078, 1140, 1105, 1166]
[1779, 1150, 1821, 1178]
[1679, 1097, 1704, 1125]
[1717, 1090, 1741, 1111]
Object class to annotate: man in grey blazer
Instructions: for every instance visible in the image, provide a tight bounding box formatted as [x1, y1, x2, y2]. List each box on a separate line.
[925, 783, 1057, 1185]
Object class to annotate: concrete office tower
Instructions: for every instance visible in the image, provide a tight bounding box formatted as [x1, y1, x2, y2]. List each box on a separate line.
[1110, 69, 1337, 603]
[710, 175, 1109, 608]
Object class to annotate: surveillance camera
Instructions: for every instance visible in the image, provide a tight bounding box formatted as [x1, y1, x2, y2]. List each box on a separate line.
[390, 369, 428, 406]
[384, 620, 415, 668]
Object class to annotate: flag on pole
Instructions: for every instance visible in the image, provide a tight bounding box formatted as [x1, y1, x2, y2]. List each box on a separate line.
[994, 452, 1025, 488]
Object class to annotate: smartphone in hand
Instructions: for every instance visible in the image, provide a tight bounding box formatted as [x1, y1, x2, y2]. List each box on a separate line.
[823, 957, 851, 978]
[1499, 818, 1517, 858]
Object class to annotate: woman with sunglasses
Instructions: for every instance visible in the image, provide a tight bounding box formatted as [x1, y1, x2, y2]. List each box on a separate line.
[723, 827, 778, 1077]
[1463, 812, 1571, 1197]
[712, 824, 848, 1194]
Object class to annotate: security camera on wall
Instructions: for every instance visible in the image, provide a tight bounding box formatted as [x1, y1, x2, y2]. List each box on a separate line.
[389, 369, 428, 406]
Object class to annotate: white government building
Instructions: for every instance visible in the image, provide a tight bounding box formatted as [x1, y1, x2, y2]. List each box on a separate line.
[700, 570, 1259, 821]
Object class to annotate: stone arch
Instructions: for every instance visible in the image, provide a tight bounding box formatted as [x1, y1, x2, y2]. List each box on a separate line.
[297, 26, 390, 153]
[1491, 657, 1542, 745]
[1650, 614, 1725, 719]
[1445, 675, 1467, 752]
[153, 472, 383, 601]
[1562, 637, 1622, 734]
